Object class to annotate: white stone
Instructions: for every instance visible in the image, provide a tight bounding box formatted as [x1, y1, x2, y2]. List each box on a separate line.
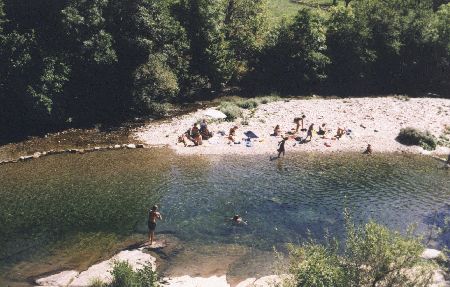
[421, 248, 443, 260]
[236, 275, 288, 287]
[126, 144, 136, 149]
[114, 144, 121, 149]
[163, 275, 230, 287]
[35, 270, 79, 286]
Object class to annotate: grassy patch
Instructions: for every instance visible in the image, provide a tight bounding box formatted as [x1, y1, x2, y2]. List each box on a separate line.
[397, 127, 438, 151]
[217, 95, 281, 121]
[91, 261, 159, 287]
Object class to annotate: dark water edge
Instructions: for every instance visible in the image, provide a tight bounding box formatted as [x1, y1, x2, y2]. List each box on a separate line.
[0, 149, 449, 286]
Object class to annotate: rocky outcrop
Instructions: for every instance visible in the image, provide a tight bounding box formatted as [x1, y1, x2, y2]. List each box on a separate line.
[35, 249, 155, 287]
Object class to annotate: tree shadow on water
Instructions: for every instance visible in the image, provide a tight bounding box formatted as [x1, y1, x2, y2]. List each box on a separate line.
[423, 204, 450, 249]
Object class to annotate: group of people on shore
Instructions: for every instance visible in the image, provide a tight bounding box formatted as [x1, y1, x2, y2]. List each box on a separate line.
[177, 116, 372, 157]
[274, 116, 372, 158]
[178, 119, 213, 147]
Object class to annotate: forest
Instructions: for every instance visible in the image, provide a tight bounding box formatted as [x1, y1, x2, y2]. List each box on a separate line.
[0, 0, 449, 139]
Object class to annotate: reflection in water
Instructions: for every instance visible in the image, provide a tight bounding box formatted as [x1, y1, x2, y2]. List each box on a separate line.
[0, 150, 449, 285]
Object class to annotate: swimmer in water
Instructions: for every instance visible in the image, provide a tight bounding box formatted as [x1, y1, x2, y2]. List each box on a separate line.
[231, 214, 247, 225]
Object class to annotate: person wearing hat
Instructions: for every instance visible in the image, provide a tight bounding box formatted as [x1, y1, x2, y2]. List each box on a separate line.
[148, 205, 162, 245]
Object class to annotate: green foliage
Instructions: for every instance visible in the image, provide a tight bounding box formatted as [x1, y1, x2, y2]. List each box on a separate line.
[61, 0, 117, 65]
[251, 8, 330, 92]
[236, 99, 259, 109]
[288, 244, 345, 286]
[286, 218, 435, 287]
[219, 102, 242, 121]
[133, 54, 179, 115]
[325, 5, 374, 90]
[397, 127, 438, 150]
[90, 261, 159, 287]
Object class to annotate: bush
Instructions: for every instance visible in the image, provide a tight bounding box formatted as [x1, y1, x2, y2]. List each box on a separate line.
[285, 216, 435, 287]
[236, 99, 259, 109]
[259, 94, 281, 104]
[397, 127, 438, 150]
[219, 102, 242, 121]
[89, 261, 159, 287]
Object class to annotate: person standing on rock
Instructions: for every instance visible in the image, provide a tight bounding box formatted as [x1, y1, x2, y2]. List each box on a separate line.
[148, 205, 162, 246]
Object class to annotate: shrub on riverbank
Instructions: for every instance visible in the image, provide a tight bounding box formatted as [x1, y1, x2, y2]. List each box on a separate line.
[219, 102, 243, 121]
[397, 127, 438, 150]
[285, 218, 435, 287]
[90, 261, 159, 287]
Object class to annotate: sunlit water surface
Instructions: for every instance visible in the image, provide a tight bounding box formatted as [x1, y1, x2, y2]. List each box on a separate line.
[0, 149, 449, 285]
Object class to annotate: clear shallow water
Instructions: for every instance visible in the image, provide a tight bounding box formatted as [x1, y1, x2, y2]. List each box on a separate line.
[0, 149, 449, 285]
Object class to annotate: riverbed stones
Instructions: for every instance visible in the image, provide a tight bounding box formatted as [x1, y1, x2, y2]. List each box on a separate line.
[33, 152, 42, 158]
[163, 275, 229, 287]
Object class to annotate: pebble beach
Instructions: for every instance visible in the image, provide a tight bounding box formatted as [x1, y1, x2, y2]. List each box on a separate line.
[136, 97, 450, 156]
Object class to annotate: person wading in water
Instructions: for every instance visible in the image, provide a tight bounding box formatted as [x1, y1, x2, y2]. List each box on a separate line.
[148, 205, 162, 245]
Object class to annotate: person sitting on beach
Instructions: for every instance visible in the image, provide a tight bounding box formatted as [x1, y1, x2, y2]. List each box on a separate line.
[148, 205, 162, 246]
[228, 126, 240, 144]
[191, 123, 203, 146]
[199, 119, 213, 140]
[318, 123, 327, 136]
[305, 124, 314, 141]
[273, 125, 282, 136]
[277, 136, 288, 158]
[335, 127, 345, 139]
[178, 128, 193, 147]
[363, 144, 372, 155]
[231, 215, 247, 225]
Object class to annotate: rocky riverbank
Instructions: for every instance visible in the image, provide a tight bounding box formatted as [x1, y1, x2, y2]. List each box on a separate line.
[35, 246, 448, 287]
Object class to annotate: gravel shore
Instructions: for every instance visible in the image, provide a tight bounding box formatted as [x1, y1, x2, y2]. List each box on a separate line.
[135, 97, 450, 156]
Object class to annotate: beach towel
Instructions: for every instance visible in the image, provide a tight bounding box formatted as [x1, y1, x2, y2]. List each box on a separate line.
[244, 131, 258, 139]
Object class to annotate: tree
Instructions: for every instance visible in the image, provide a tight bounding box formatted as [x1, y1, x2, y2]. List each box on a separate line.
[325, 5, 375, 93]
[178, 0, 234, 89]
[252, 9, 329, 92]
[223, 0, 269, 79]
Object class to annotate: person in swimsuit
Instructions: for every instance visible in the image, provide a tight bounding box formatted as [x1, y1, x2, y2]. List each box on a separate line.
[363, 144, 373, 155]
[228, 126, 239, 144]
[273, 125, 282, 136]
[305, 123, 314, 141]
[231, 215, 247, 225]
[148, 205, 162, 245]
[191, 123, 202, 146]
[277, 136, 288, 158]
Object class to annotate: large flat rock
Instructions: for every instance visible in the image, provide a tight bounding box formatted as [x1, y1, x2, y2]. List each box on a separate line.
[36, 249, 156, 287]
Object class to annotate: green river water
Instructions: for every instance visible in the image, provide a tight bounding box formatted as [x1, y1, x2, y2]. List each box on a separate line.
[0, 149, 449, 286]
